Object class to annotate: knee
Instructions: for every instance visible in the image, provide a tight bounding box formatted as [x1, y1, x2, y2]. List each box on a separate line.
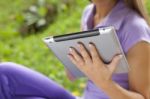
[0, 62, 22, 75]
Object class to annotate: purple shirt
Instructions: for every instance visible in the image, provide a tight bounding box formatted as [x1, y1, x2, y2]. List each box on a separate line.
[81, 0, 150, 99]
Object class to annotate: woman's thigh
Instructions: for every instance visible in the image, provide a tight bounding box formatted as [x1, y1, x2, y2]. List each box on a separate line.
[0, 62, 75, 99]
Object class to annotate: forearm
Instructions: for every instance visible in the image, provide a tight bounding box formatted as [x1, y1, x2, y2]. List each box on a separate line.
[99, 81, 145, 99]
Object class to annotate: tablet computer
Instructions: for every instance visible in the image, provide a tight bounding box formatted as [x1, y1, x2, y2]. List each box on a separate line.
[43, 26, 129, 78]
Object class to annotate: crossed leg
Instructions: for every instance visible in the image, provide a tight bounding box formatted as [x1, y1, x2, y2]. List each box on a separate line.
[0, 62, 75, 99]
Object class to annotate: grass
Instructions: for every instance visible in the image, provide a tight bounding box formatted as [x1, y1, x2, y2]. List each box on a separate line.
[0, 0, 89, 96]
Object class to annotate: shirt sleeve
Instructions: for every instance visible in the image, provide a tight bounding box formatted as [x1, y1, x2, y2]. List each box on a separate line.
[121, 14, 150, 54]
[80, 4, 93, 31]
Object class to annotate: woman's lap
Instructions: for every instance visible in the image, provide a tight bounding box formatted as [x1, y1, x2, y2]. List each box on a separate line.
[0, 62, 75, 99]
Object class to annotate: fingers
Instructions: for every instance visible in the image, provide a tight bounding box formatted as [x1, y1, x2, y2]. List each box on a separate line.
[77, 42, 92, 64]
[89, 42, 103, 64]
[108, 54, 123, 72]
[68, 47, 84, 67]
[68, 42, 104, 68]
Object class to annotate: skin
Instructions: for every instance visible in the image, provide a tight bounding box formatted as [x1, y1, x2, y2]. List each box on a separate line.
[67, 0, 150, 99]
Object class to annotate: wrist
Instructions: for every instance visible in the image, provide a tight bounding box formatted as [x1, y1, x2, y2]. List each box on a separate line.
[96, 79, 115, 91]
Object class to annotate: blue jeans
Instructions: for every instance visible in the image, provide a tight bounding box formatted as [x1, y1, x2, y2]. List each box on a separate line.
[0, 62, 75, 99]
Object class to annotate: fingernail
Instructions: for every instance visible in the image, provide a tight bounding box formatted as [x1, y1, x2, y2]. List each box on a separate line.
[77, 43, 81, 48]
[69, 48, 73, 52]
[89, 43, 92, 47]
[119, 55, 123, 58]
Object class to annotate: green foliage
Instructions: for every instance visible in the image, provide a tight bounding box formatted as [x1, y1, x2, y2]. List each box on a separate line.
[0, 0, 89, 96]
[146, 0, 150, 14]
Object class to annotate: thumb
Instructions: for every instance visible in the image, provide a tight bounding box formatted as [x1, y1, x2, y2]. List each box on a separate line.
[108, 54, 123, 73]
[65, 69, 76, 81]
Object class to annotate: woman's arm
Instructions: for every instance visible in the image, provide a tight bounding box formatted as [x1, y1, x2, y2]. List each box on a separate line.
[101, 41, 149, 99]
[127, 41, 149, 98]
[68, 41, 150, 99]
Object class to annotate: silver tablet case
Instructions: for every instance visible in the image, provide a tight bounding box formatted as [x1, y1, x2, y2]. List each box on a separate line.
[43, 26, 129, 78]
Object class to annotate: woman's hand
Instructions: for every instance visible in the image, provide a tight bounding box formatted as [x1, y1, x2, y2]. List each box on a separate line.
[68, 42, 123, 88]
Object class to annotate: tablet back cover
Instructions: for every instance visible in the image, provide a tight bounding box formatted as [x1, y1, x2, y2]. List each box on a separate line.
[44, 27, 129, 78]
